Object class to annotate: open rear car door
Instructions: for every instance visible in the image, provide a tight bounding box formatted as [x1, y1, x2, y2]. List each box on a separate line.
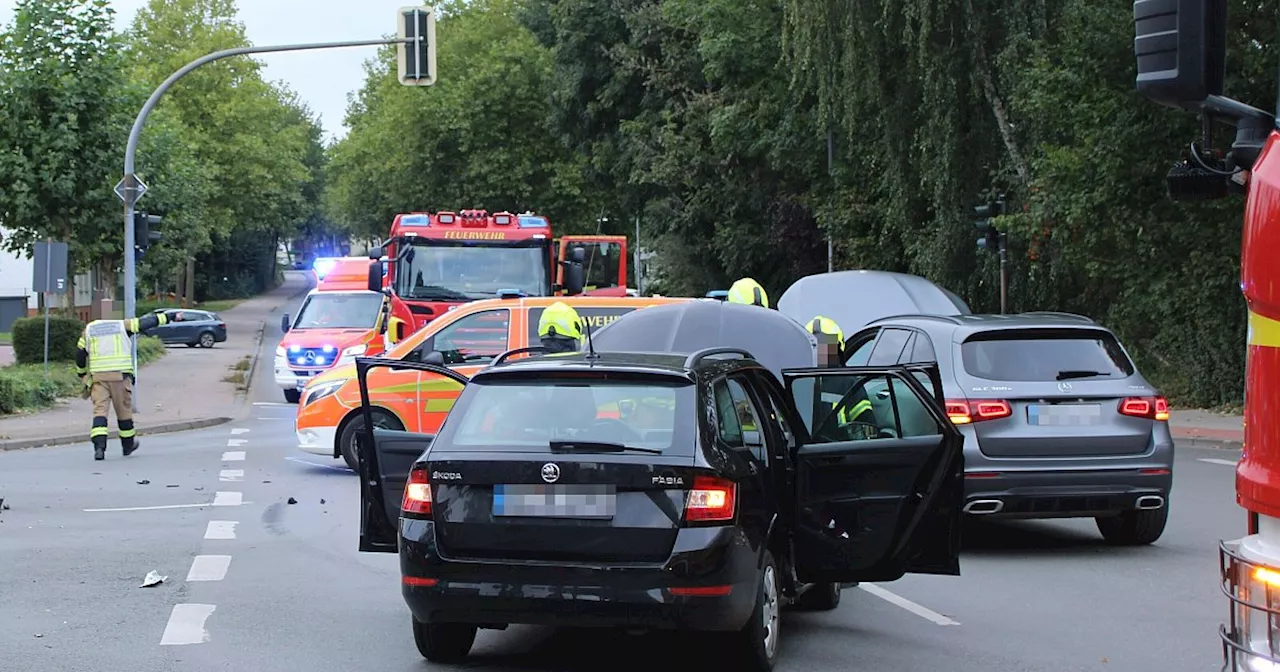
[354, 357, 471, 554]
[782, 364, 964, 584]
[557, 235, 628, 296]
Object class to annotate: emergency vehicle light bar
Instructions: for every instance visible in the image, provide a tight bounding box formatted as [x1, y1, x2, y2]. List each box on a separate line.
[493, 212, 514, 225]
[400, 214, 430, 227]
[518, 215, 549, 228]
[437, 212, 456, 224]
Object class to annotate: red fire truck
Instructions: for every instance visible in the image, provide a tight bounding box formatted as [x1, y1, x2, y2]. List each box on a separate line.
[1133, 1, 1279, 667]
[365, 209, 628, 338]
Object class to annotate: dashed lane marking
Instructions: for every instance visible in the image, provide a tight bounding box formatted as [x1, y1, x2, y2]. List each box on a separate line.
[227, 438, 248, 447]
[285, 456, 353, 472]
[212, 491, 242, 506]
[219, 469, 244, 482]
[1199, 458, 1239, 467]
[204, 521, 238, 540]
[859, 584, 960, 626]
[230, 428, 250, 435]
[187, 555, 232, 582]
[222, 451, 245, 461]
[160, 604, 216, 645]
[252, 402, 292, 407]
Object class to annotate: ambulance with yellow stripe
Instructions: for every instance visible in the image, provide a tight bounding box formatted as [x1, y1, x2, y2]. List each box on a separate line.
[1133, 4, 1280, 667]
[294, 295, 690, 470]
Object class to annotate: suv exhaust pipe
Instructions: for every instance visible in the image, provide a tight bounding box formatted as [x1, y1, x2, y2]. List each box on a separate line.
[1135, 495, 1165, 510]
[963, 499, 1004, 514]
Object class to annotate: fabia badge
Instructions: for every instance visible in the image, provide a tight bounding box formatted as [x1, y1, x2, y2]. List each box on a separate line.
[541, 462, 561, 484]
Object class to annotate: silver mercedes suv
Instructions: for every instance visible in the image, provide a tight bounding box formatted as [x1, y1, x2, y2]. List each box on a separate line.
[843, 312, 1173, 546]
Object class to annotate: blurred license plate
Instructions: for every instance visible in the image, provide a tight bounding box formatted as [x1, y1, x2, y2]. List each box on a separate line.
[1027, 404, 1102, 426]
[493, 485, 616, 519]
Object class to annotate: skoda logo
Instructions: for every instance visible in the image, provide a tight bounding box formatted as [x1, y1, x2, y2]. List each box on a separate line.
[1057, 381, 1073, 393]
[540, 463, 560, 484]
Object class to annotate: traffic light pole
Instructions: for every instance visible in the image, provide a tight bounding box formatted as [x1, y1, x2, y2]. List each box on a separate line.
[998, 232, 1008, 314]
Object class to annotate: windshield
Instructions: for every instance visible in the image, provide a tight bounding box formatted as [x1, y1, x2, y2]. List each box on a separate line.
[394, 240, 552, 300]
[441, 378, 695, 455]
[961, 329, 1136, 382]
[292, 292, 384, 329]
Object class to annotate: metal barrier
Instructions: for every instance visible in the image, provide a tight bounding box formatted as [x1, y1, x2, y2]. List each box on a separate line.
[1220, 540, 1280, 671]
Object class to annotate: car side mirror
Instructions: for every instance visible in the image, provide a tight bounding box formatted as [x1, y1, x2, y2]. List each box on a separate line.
[280, 314, 290, 333]
[743, 430, 763, 447]
[1133, 0, 1225, 111]
[368, 245, 383, 260]
[367, 261, 383, 292]
[423, 351, 445, 366]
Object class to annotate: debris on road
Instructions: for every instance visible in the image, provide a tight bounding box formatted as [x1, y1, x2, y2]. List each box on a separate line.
[166, 484, 178, 488]
[33, 634, 42, 638]
[136, 479, 150, 485]
[319, 498, 325, 504]
[140, 571, 167, 588]
[287, 497, 297, 505]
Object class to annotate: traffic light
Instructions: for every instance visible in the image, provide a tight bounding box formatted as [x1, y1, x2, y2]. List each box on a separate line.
[134, 211, 163, 253]
[973, 196, 1006, 252]
[397, 6, 436, 86]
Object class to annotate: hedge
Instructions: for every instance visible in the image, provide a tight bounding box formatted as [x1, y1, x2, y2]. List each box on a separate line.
[11, 315, 85, 364]
[0, 336, 167, 415]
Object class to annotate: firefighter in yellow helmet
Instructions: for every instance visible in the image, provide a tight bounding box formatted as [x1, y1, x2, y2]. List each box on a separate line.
[726, 277, 769, 308]
[75, 310, 190, 461]
[806, 314, 876, 435]
[538, 301, 583, 354]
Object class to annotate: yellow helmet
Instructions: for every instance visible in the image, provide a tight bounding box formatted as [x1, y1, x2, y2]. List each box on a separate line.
[806, 315, 844, 345]
[538, 301, 583, 340]
[726, 278, 769, 308]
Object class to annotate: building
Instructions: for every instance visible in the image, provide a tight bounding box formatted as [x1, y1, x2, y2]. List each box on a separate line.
[0, 227, 95, 331]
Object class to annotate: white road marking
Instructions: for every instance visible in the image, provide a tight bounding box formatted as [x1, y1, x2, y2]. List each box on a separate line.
[159, 604, 216, 645]
[285, 456, 353, 472]
[859, 583, 960, 626]
[221, 451, 245, 461]
[253, 402, 291, 406]
[255, 416, 292, 420]
[219, 469, 244, 482]
[230, 428, 250, 435]
[85, 502, 212, 512]
[212, 491, 242, 506]
[204, 521, 238, 539]
[186, 555, 232, 582]
[227, 438, 248, 447]
[1199, 458, 1239, 467]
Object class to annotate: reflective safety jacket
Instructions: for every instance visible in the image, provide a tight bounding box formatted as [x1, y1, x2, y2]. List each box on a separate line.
[75, 313, 169, 376]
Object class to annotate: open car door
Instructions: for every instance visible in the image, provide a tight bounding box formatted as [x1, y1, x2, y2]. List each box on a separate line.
[782, 364, 963, 584]
[355, 357, 471, 554]
[557, 235, 628, 296]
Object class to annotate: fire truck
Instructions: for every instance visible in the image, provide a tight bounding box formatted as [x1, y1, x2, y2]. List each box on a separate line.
[1133, 1, 1279, 667]
[365, 209, 628, 339]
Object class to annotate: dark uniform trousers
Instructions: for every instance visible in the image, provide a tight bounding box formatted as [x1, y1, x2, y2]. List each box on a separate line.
[89, 371, 136, 452]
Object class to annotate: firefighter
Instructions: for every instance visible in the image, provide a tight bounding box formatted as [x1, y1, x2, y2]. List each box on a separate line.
[806, 314, 876, 435]
[75, 310, 189, 461]
[726, 277, 770, 308]
[538, 301, 583, 354]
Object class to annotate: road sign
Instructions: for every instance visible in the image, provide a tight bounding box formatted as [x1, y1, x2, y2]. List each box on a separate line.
[114, 174, 148, 204]
[33, 241, 69, 294]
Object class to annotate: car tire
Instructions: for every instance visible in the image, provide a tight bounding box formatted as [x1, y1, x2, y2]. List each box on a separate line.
[283, 389, 301, 404]
[199, 332, 215, 348]
[411, 617, 476, 663]
[731, 549, 781, 672]
[1095, 505, 1169, 546]
[338, 410, 404, 472]
[793, 581, 841, 611]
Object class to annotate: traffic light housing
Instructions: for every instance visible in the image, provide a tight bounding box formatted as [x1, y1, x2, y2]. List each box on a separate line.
[134, 211, 163, 253]
[973, 197, 1006, 252]
[397, 6, 436, 86]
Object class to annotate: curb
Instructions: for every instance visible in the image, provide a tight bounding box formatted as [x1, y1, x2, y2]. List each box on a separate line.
[0, 416, 233, 452]
[1173, 433, 1244, 451]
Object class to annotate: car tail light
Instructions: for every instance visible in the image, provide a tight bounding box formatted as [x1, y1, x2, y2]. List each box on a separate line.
[945, 399, 1012, 424]
[1119, 396, 1169, 421]
[402, 468, 432, 516]
[684, 475, 736, 523]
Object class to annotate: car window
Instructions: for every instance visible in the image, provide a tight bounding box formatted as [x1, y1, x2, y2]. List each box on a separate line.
[960, 328, 1135, 382]
[754, 372, 796, 454]
[844, 333, 877, 366]
[526, 305, 636, 342]
[726, 377, 767, 463]
[867, 328, 913, 366]
[422, 309, 510, 365]
[713, 380, 743, 447]
[904, 330, 937, 363]
[441, 378, 696, 456]
[788, 372, 942, 444]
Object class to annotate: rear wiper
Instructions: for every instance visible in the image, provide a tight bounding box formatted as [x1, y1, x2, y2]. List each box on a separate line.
[549, 440, 662, 455]
[1056, 370, 1110, 380]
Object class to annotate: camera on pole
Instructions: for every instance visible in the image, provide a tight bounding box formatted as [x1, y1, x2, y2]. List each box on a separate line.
[134, 211, 163, 256]
[397, 6, 437, 86]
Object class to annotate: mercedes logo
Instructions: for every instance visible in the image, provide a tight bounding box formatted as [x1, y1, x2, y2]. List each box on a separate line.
[1057, 381, 1073, 393]
[304, 350, 316, 363]
[540, 463, 560, 484]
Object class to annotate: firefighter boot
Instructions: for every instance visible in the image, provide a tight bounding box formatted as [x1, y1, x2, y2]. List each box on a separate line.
[120, 419, 139, 456]
[92, 436, 106, 461]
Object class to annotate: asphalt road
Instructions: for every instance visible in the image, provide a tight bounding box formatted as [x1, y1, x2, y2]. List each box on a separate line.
[0, 297, 1245, 672]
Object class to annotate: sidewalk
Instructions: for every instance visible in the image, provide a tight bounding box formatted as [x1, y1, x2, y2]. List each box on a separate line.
[1169, 408, 1244, 450]
[0, 272, 313, 450]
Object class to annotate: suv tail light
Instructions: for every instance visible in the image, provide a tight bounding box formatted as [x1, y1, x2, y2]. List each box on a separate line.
[684, 475, 736, 523]
[946, 399, 1012, 424]
[1119, 396, 1169, 421]
[402, 467, 432, 516]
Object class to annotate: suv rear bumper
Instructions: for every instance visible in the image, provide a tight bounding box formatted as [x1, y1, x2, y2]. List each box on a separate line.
[962, 468, 1173, 519]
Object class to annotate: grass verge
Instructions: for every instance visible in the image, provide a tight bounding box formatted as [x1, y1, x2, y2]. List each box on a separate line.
[222, 355, 251, 390]
[0, 336, 166, 415]
[0, 332, 10, 345]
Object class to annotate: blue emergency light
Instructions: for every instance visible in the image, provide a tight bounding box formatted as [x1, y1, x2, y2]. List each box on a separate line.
[401, 214, 431, 227]
[313, 257, 338, 279]
[705, 290, 729, 300]
[517, 215, 549, 228]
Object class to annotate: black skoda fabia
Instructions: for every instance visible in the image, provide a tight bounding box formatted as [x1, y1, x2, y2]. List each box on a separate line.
[356, 300, 964, 671]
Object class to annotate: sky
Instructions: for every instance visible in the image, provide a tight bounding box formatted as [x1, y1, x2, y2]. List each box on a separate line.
[0, 0, 415, 143]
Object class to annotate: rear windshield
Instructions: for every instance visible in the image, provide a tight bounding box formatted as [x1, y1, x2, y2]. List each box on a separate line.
[961, 329, 1135, 382]
[441, 378, 695, 455]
